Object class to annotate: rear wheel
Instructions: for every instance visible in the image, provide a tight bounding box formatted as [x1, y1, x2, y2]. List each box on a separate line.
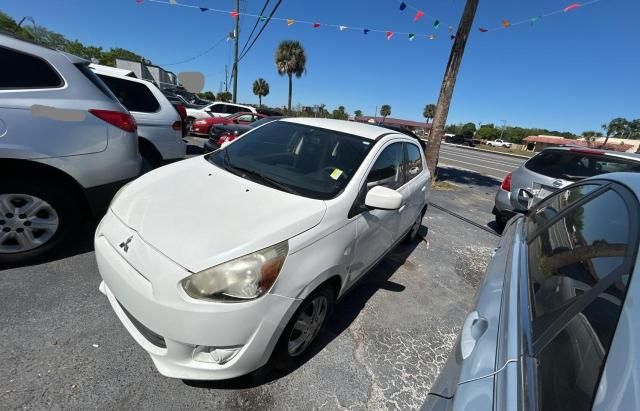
[494, 213, 507, 232]
[271, 285, 335, 371]
[0, 178, 80, 266]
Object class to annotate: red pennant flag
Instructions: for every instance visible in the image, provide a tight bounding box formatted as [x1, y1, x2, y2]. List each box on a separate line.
[230, 11, 239, 18]
[478, 28, 488, 32]
[386, 31, 394, 40]
[564, 3, 581, 12]
[313, 22, 320, 28]
[414, 10, 425, 21]
[136, 0, 143, 3]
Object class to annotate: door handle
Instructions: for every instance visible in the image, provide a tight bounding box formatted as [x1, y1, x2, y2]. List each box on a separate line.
[398, 204, 406, 212]
[460, 311, 488, 359]
[421, 186, 427, 192]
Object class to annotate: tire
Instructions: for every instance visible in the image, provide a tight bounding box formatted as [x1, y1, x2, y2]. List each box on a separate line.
[494, 214, 507, 232]
[271, 285, 335, 371]
[404, 208, 426, 243]
[0, 177, 82, 266]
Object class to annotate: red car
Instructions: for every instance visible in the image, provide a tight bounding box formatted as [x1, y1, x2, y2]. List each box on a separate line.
[190, 112, 266, 136]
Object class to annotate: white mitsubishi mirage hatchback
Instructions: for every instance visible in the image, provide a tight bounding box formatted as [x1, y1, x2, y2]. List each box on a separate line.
[95, 118, 431, 379]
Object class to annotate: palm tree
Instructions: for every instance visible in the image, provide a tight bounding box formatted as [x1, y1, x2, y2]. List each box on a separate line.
[354, 109, 363, 118]
[252, 78, 270, 107]
[423, 104, 436, 124]
[380, 104, 391, 122]
[275, 40, 307, 112]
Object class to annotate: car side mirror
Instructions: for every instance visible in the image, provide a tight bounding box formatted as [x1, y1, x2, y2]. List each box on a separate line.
[365, 186, 403, 210]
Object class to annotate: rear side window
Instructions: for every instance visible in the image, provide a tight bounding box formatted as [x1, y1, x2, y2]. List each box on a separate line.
[525, 150, 640, 181]
[223, 104, 242, 114]
[97, 75, 160, 113]
[526, 183, 638, 411]
[404, 143, 423, 182]
[0, 46, 63, 89]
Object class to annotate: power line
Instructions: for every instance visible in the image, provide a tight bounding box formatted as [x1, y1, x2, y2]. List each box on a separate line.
[157, 36, 227, 66]
[239, 0, 271, 57]
[238, 0, 283, 62]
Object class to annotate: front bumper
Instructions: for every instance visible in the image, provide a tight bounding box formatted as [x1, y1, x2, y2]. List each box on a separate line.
[94, 211, 300, 380]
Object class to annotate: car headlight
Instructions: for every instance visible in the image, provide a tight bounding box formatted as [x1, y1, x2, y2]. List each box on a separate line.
[181, 241, 288, 302]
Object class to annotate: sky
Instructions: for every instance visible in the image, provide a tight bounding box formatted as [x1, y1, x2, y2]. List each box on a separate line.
[3, 0, 639, 134]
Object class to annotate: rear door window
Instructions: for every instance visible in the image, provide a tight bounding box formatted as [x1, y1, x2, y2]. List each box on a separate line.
[525, 150, 640, 181]
[526, 183, 638, 411]
[97, 75, 160, 113]
[403, 143, 423, 182]
[0, 46, 63, 89]
[223, 104, 242, 114]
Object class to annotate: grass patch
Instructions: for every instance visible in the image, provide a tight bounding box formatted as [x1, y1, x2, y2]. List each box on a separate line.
[432, 180, 458, 191]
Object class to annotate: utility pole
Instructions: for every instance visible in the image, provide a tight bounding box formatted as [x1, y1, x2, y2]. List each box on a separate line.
[232, 0, 239, 103]
[499, 119, 506, 139]
[425, 0, 480, 178]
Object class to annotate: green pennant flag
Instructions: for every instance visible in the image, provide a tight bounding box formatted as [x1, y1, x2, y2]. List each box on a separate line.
[408, 33, 415, 41]
[259, 15, 267, 21]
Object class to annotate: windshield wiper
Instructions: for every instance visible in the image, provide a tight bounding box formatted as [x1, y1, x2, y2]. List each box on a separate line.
[222, 158, 300, 195]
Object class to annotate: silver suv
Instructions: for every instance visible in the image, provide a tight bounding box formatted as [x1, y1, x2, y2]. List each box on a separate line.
[0, 33, 141, 266]
[424, 173, 640, 411]
[493, 147, 640, 229]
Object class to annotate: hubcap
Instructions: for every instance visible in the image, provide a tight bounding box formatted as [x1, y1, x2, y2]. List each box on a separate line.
[287, 295, 328, 357]
[0, 194, 59, 254]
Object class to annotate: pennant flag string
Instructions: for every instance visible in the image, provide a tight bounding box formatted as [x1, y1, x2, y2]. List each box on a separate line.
[479, 0, 601, 33]
[148, 0, 605, 41]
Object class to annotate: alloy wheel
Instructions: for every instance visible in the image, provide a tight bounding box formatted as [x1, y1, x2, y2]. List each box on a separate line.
[0, 194, 59, 254]
[287, 295, 328, 357]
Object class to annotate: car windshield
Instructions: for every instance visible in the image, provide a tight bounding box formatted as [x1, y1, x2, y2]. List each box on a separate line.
[207, 120, 374, 200]
[525, 150, 640, 181]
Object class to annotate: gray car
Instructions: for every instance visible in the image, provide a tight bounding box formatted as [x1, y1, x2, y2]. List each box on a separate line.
[0, 33, 141, 266]
[494, 147, 640, 229]
[423, 172, 640, 411]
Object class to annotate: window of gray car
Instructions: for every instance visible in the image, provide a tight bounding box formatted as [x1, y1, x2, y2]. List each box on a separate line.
[0, 46, 63, 89]
[97, 75, 160, 113]
[367, 143, 405, 190]
[525, 150, 640, 181]
[404, 143, 423, 182]
[526, 183, 638, 411]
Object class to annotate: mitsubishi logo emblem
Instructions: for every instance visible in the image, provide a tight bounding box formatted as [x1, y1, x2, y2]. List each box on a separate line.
[119, 236, 133, 253]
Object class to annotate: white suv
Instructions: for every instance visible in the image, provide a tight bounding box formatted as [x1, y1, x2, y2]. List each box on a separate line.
[95, 118, 431, 380]
[0, 34, 141, 266]
[186, 101, 256, 122]
[90, 65, 186, 167]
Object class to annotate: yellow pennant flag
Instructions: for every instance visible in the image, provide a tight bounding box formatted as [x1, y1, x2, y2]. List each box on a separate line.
[287, 19, 295, 26]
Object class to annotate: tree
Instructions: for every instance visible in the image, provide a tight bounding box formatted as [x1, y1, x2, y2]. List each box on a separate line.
[423, 104, 436, 125]
[275, 40, 307, 113]
[199, 91, 216, 101]
[354, 110, 363, 118]
[252, 78, 270, 107]
[99, 47, 150, 67]
[331, 106, 348, 120]
[425, 0, 480, 179]
[461, 122, 476, 138]
[476, 125, 500, 140]
[380, 105, 391, 122]
[216, 91, 232, 102]
[601, 117, 640, 145]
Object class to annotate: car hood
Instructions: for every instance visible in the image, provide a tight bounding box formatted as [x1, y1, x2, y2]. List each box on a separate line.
[110, 156, 327, 273]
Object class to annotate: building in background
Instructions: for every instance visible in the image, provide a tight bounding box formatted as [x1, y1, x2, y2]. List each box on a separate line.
[523, 135, 636, 153]
[353, 116, 431, 136]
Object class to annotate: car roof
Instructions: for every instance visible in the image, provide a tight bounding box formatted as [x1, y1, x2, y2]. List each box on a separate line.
[281, 118, 400, 140]
[542, 146, 640, 162]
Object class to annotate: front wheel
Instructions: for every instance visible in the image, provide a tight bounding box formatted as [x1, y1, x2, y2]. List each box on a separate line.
[271, 285, 335, 371]
[404, 208, 426, 243]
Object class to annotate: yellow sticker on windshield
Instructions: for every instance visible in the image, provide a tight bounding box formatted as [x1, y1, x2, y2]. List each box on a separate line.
[330, 168, 343, 180]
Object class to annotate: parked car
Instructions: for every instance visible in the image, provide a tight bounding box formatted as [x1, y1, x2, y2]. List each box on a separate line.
[190, 112, 267, 136]
[444, 134, 475, 147]
[90, 65, 186, 167]
[486, 139, 512, 148]
[423, 172, 640, 411]
[373, 122, 427, 150]
[203, 116, 282, 152]
[185, 101, 257, 123]
[95, 118, 431, 380]
[0, 33, 141, 266]
[494, 147, 640, 229]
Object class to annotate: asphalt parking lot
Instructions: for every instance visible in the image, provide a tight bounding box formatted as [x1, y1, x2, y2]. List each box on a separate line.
[0, 144, 506, 410]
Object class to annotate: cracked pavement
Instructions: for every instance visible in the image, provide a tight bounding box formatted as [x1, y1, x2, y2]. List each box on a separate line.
[0, 166, 500, 410]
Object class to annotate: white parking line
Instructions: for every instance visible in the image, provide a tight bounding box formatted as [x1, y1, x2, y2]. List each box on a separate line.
[439, 148, 524, 168]
[439, 156, 513, 175]
[438, 162, 505, 180]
